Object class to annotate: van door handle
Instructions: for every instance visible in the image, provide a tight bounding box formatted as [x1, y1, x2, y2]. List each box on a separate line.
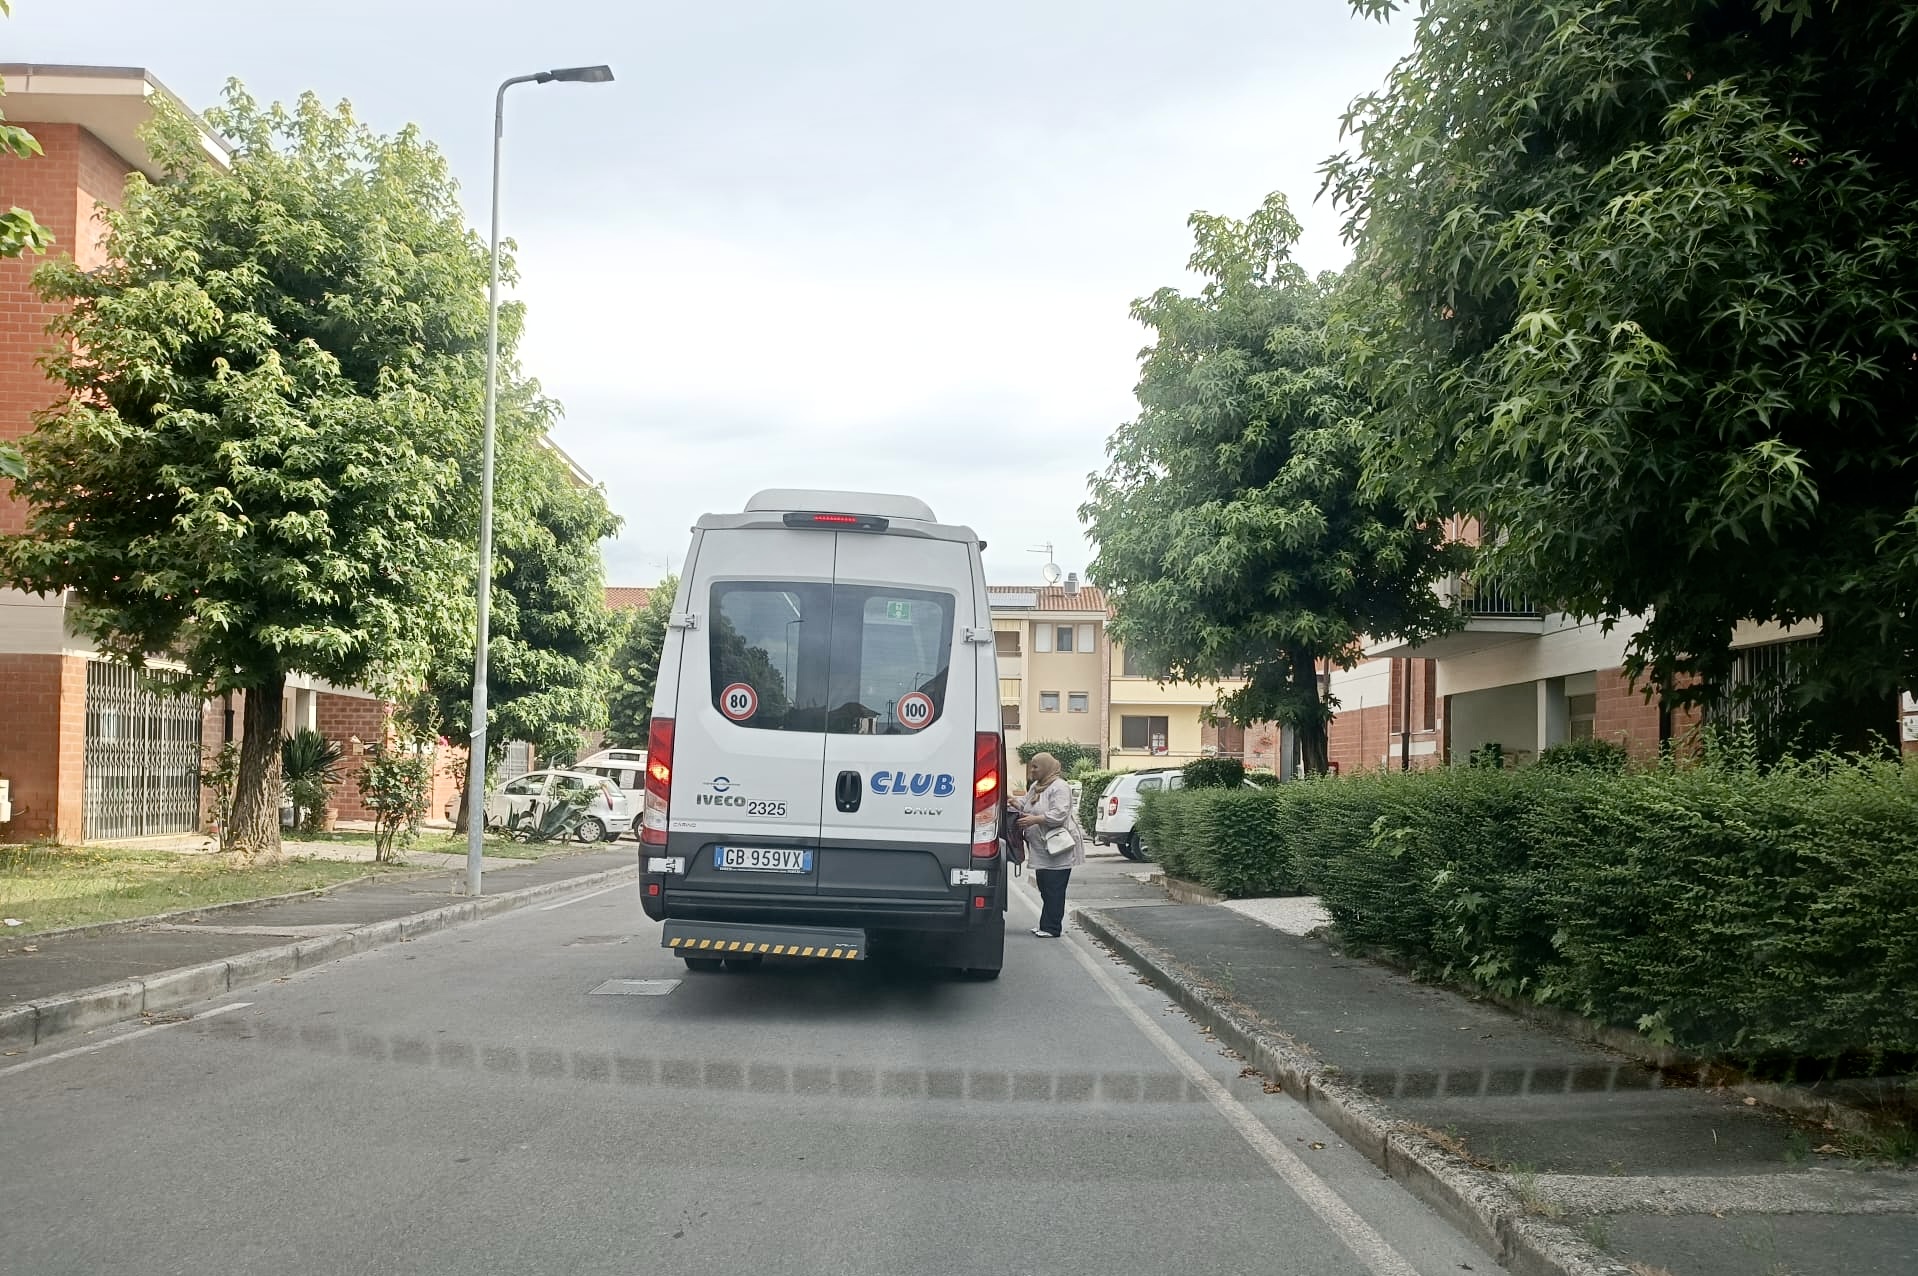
[835, 770, 862, 813]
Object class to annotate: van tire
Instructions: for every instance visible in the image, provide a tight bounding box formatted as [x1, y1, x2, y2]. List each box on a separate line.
[722, 956, 762, 971]
[682, 956, 724, 973]
[1121, 833, 1143, 861]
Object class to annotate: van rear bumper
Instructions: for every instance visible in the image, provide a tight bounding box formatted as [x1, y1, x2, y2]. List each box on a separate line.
[648, 886, 973, 932]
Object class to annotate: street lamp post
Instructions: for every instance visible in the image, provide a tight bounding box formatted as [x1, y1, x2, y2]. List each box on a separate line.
[465, 64, 614, 898]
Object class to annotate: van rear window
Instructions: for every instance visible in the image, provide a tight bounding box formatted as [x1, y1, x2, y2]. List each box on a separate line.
[708, 582, 953, 734]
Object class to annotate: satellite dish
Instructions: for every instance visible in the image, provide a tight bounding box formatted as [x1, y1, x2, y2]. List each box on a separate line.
[1041, 562, 1062, 585]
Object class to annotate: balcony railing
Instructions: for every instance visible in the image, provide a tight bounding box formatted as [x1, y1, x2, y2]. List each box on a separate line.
[1450, 574, 1541, 619]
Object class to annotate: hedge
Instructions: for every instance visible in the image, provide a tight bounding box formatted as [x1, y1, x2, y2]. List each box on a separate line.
[1016, 740, 1101, 772]
[1076, 770, 1120, 830]
[1138, 754, 1918, 1068]
[1181, 756, 1245, 788]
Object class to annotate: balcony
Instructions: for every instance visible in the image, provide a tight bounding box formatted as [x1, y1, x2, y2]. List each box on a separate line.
[1364, 572, 1546, 659]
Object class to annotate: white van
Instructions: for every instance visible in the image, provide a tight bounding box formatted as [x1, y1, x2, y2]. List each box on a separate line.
[638, 490, 1007, 978]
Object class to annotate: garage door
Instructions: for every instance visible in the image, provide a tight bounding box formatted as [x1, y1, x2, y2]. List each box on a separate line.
[83, 661, 206, 841]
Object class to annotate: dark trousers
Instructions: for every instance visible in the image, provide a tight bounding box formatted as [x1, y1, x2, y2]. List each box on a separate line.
[1035, 867, 1071, 935]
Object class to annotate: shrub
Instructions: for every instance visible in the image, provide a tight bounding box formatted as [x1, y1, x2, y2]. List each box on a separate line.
[1245, 771, 1282, 788]
[1535, 738, 1629, 772]
[356, 716, 436, 863]
[1135, 789, 1192, 880]
[1138, 754, 1918, 1069]
[1016, 739, 1101, 773]
[282, 728, 345, 834]
[1182, 756, 1246, 788]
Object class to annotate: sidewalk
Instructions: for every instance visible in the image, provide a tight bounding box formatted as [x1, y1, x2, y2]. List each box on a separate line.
[1, 848, 635, 1050]
[1079, 899, 1917, 1276]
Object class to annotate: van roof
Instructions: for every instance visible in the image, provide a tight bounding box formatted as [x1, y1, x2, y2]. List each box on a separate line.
[743, 490, 937, 522]
[698, 489, 980, 545]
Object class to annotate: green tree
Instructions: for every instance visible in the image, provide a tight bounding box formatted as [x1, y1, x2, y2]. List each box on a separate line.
[0, 86, 495, 859]
[425, 406, 620, 813]
[1082, 193, 1460, 775]
[0, 0, 53, 484]
[605, 577, 676, 747]
[1326, 0, 1918, 734]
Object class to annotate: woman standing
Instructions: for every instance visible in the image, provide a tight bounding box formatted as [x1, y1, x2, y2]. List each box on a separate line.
[1013, 752, 1084, 938]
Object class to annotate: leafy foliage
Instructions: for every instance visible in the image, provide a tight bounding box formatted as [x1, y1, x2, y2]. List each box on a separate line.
[281, 728, 344, 834]
[1146, 756, 1918, 1068]
[0, 87, 497, 858]
[1076, 769, 1120, 830]
[1083, 193, 1461, 774]
[1181, 756, 1246, 789]
[605, 578, 676, 748]
[1328, 0, 1918, 725]
[1015, 740, 1102, 773]
[199, 743, 241, 853]
[423, 428, 621, 769]
[1535, 738, 1631, 772]
[355, 715, 437, 863]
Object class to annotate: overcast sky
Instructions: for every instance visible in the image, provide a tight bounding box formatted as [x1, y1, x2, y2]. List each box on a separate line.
[9, 0, 1412, 587]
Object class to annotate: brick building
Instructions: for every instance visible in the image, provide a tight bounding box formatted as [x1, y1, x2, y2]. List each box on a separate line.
[0, 67, 406, 842]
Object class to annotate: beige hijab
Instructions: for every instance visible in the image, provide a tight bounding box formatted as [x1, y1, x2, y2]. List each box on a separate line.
[1027, 752, 1063, 793]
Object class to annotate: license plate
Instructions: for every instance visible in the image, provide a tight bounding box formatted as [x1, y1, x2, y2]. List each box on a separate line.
[714, 846, 812, 873]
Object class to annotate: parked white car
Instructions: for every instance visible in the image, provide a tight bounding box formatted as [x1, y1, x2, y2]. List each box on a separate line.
[1092, 768, 1264, 861]
[484, 768, 634, 842]
[1092, 768, 1185, 861]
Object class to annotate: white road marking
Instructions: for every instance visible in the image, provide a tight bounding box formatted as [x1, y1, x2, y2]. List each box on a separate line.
[539, 882, 631, 911]
[1009, 878, 1422, 1276]
[0, 1001, 252, 1081]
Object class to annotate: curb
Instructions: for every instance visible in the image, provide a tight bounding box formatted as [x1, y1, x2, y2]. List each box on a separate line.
[0, 864, 637, 1053]
[1076, 907, 1634, 1276]
[3, 869, 430, 947]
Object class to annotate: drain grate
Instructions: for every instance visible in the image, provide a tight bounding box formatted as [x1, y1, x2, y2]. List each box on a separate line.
[589, 979, 681, 997]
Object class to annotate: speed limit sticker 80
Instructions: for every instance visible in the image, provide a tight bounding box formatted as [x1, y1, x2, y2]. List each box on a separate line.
[895, 691, 935, 730]
[719, 682, 758, 722]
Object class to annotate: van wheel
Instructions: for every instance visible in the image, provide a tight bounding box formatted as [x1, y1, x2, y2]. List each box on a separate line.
[722, 956, 762, 972]
[1123, 833, 1146, 861]
[682, 956, 724, 973]
[576, 816, 607, 843]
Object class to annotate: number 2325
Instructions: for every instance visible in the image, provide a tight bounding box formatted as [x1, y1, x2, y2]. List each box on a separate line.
[747, 801, 786, 817]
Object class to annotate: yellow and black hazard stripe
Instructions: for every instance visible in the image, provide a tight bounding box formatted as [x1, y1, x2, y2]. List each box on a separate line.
[665, 935, 859, 960]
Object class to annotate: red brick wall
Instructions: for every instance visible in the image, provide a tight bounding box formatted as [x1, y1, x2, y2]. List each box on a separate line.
[0, 123, 132, 534]
[315, 691, 389, 823]
[0, 653, 88, 842]
[1327, 702, 1392, 775]
[1594, 667, 1663, 761]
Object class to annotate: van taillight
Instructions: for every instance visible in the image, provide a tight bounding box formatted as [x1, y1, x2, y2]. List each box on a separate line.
[641, 718, 673, 846]
[972, 731, 1002, 858]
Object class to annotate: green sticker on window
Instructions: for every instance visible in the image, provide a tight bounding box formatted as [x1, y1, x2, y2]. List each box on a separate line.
[885, 600, 912, 621]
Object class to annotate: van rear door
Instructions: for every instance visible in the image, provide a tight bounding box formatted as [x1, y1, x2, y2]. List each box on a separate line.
[816, 533, 981, 900]
[669, 530, 834, 893]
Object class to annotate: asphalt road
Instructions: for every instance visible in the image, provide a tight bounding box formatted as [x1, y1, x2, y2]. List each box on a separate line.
[0, 856, 1505, 1276]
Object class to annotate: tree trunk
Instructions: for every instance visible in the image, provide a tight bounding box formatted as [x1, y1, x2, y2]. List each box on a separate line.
[452, 773, 470, 834]
[230, 672, 286, 861]
[1297, 720, 1331, 777]
[1291, 650, 1332, 777]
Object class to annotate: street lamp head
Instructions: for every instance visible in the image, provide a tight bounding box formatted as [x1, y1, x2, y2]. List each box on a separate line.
[542, 65, 615, 84]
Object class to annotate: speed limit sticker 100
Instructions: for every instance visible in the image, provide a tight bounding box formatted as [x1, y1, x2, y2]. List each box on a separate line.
[719, 682, 758, 722]
[895, 691, 935, 730]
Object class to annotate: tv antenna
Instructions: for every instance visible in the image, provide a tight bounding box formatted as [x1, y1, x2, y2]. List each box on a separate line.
[1029, 542, 1062, 585]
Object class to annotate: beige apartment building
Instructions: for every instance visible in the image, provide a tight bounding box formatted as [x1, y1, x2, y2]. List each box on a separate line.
[989, 579, 1257, 772]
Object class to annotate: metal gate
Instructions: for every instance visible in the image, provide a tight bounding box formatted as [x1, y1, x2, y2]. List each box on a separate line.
[83, 661, 206, 841]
